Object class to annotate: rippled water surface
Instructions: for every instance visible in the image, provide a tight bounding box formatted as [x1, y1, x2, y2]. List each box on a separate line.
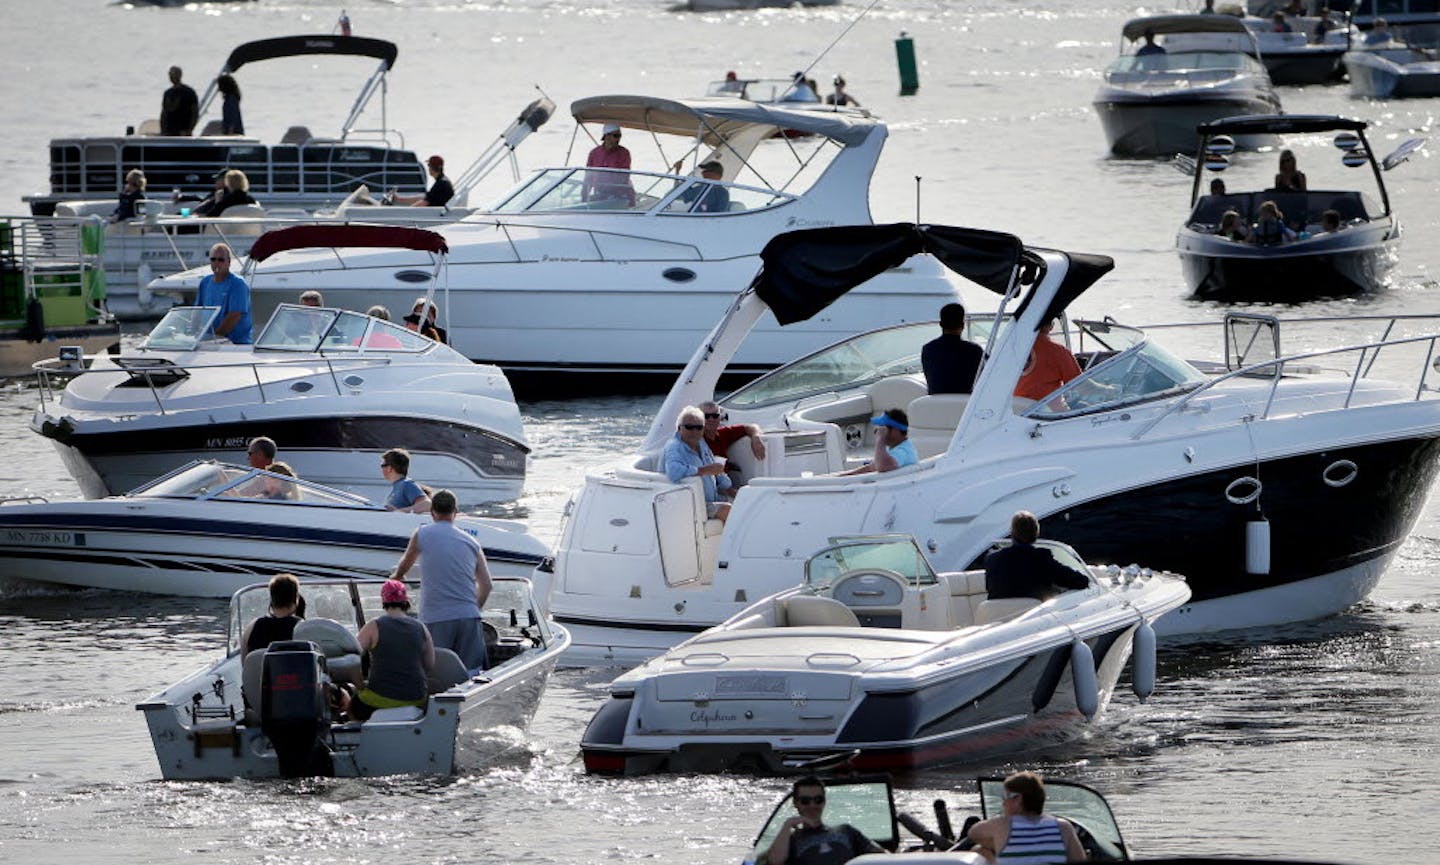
[4, 0, 1440, 862]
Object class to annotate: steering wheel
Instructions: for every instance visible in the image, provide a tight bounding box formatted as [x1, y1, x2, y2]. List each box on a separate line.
[1069, 819, 1124, 862]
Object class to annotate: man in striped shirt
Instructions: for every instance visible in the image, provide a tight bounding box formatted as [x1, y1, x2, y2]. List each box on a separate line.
[966, 771, 1087, 863]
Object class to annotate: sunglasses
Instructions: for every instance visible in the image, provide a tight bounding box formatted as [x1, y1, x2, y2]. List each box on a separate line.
[380, 462, 392, 469]
[703, 412, 724, 420]
[681, 424, 705, 431]
[795, 795, 825, 805]
[1002, 790, 1021, 801]
[209, 257, 229, 262]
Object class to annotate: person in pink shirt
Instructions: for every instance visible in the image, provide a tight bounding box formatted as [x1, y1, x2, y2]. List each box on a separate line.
[584, 123, 635, 206]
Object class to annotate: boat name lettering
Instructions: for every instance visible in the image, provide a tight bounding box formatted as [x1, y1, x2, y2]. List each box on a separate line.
[539, 255, 583, 263]
[205, 436, 252, 449]
[784, 218, 835, 229]
[691, 709, 738, 726]
[715, 674, 786, 695]
[6, 530, 75, 545]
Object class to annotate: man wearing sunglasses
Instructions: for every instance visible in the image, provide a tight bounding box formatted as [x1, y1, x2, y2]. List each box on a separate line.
[196, 243, 253, 344]
[697, 400, 766, 469]
[661, 405, 732, 522]
[965, 771, 1086, 864]
[766, 775, 882, 865]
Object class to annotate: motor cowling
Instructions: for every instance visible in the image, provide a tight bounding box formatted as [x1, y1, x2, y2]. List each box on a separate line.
[260, 640, 334, 778]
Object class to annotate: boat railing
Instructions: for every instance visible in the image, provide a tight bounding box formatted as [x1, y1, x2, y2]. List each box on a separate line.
[31, 353, 397, 416]
[10, 217, 109, 320]
[1130, 328, 1440, 441]
[0, 495, 49, 506]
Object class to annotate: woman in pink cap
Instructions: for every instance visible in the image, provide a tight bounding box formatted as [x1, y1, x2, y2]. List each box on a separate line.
[351, 580, 435, 721]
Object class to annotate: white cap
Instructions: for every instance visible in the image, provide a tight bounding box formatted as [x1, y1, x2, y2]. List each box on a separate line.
[602, 122, 622, 135]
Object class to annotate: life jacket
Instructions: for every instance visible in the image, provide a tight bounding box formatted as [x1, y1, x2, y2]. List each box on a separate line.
[1253, 216, 1286, 246]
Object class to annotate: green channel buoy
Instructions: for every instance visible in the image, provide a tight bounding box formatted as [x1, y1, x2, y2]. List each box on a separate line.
[895, 31, 919, 96]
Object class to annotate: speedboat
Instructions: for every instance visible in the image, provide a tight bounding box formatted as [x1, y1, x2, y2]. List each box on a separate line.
[24, 35, 430, 217]
[580, 534, 1188, 775]
[1241, 14, 1353, 86]
[1094, 15, 1282, 157]
[1344, 41, 1440, 98]
[147, 95, 959, 388]
[30, 225, 528, 503]
[544, 222, 1440, 665]
[22, 97, 554, 321]
[1175, 114, 1412, 300]
[138, 575, 569, 779]
[745, 775, 1131, 862]
[0, 460, 549, 597]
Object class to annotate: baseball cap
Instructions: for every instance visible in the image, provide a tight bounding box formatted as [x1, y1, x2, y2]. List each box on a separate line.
[426, 154, 444, 167]
[698, 160, 723, 173]
[602, 122, 622, 136]
[381, 579, 409, 605]
[871, 409, 908, 432]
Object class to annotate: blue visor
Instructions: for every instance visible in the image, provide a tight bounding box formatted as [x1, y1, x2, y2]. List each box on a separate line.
[871, 414, 907, 432]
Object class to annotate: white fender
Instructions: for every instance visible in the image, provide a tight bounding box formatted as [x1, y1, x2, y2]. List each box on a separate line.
[137, 262, 154, 306]
[1131, 620, 1156, 703]
[1071, 639, 1098, 720]
[1246, 517, 1270, 575]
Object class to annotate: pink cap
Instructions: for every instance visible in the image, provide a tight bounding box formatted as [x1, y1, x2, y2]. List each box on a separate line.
[381, 580, 409, 605]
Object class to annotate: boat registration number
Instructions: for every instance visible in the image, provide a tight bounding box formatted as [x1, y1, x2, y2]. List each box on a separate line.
[6, 530, 77, 545]
[715, 675, 787, 696]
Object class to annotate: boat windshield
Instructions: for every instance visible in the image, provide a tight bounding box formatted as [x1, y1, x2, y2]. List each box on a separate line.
[749, 777, 899, 861]
[723, 319, 1005, 411]
[1028, 328, 1208, 419]
[141, 307, 223, 351]
[131, 462, 377, 507]
[488, 167, 793, 215]
[978, 778, 1127, 859]
[255, 304, 436, 354]
[1108, 51, 1259, 73]
[804, 535, 939, 590]
[226, 576, 547, 656]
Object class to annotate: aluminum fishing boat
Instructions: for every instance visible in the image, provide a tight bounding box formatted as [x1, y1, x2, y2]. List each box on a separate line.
[1175, 114, 1412, 300]
[545, 223, 1440, 664]
[580, 535, 1188, 775]
[138, 575, 569, 779]
[30, 226, 527, 503]
[0, 460, 548, 597]
[147, 95, 958, 388]
[1094, 15, 1281, 157]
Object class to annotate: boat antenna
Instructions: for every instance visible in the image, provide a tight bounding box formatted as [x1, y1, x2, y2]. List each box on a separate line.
[914, 175, 921, 224]
[794, 0, 885, 87]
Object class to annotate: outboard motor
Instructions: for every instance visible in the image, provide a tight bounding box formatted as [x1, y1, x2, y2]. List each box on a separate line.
[260, 640, 333, 778]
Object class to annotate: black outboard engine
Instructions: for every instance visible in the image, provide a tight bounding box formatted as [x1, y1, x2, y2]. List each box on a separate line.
[260, 640, 333, 778]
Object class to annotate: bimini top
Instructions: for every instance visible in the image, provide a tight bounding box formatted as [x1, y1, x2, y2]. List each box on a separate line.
[247, 225, 448, 263]
[570, 94, 877, 147]
[1121, 14, 1251, 40]
[751, 223, 1113, 328]
[221, 35, 399, 74]
[1200, 114, 1368, 136]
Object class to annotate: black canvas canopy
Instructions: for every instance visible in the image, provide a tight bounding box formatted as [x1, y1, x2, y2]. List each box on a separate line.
[1199, 114, 1367, 136]
[752, 224, 1025, 326]
[248, 225, 446, 263]
[222, 35, 399, 74]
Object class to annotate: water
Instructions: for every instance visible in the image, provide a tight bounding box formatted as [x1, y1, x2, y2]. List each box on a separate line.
[3, 0, 1440, 862]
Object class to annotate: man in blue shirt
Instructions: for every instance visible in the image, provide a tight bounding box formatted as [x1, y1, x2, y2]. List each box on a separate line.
[678, 161, 731, 213]
[662, 405, 733, 522]
[195, 243, 252, 344]
[841, 409, 918, 475]
[381, 447, 431, 514]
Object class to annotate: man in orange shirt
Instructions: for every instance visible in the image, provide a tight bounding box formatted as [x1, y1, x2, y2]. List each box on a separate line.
[1015, 317, 1082, 402]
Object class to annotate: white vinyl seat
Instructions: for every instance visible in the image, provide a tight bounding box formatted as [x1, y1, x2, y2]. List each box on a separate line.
[242, 650, 267, 725]
[785, 595, 860, 628]
[280, 125, 313, 145]
[137, 118, 161, 135]
[974, 597, 1043, 626]
[867, 376, 927, 418]
[907, 394, 971, 459]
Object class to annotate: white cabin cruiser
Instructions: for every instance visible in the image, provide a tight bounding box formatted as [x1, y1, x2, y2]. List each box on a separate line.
[545, 223, 1440, 664]
[148, 95, 958, 388]
[139, 575, 569, 779]
[1241, 13, 1353, 86]
[580, 535, 1188, 775]
[0, 461, 548, 597]
[1176, 114, 1410, 300]
[1094, 15, 1282, 157]
[1344, 40, 1440, 98]
[31, 226, 527, 502]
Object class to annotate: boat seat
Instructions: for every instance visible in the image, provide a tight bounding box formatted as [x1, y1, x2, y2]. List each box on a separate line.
[868, 375, 927, 418]
[974, 597, 1043, 626]
[944, 571, 989, 629]
[137, 118, 161, 135]
[428, 648, 471, 693]
[784, 595, 860, 628]
[211, 204, 267, 234]
[293, 618, 364, 688]
[366, 705, 425, 723]
[199, 120, 227, 136]
[242, 649, 267, 725]
[907, 394, 969, 459]
[280, 125, 313, 145]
